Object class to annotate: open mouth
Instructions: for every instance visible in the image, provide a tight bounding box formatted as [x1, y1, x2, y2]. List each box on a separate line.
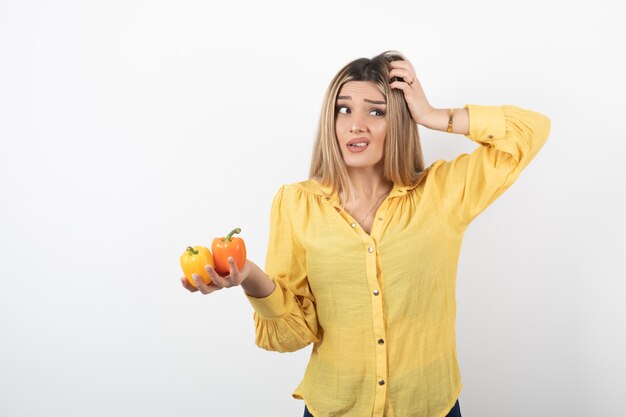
[348, 142, 369, 148]
[346, 141, 369, 152]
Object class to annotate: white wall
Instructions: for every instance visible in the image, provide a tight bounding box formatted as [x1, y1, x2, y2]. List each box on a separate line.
[1, 1, 624, 416]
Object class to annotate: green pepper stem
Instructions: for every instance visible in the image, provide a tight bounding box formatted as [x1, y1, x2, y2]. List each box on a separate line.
[224, 227, 241, 242]
[186, 246, 199, 255]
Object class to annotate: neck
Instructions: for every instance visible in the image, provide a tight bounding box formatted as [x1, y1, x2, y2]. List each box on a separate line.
[341, 168, 393, 204]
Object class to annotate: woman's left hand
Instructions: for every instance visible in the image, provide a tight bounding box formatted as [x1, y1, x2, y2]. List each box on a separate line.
[388, 59, 434, 126]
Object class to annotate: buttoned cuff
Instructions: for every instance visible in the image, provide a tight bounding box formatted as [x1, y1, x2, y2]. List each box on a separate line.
[464, 104, 506, 144]
[245, 277, 294, 318]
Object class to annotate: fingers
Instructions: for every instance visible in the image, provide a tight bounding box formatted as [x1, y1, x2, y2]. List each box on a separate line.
[205, 263, 226, 288]
[207, 257, 241, 288]
[389, 59, 415, 72]
[388, 68, 414, 86]
[389, 79, 412, 92]
[191, 272, 221, 295]
[180, 276, 198, 292]
[180, 258, 243, 296]
[227, 257, 242, 284]
[388, 59, 416, 88]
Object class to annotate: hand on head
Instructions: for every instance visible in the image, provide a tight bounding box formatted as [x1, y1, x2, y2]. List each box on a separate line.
[388, 58, 434, 125]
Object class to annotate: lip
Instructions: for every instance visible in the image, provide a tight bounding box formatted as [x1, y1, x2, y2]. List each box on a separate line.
[347, 137, 370, 146]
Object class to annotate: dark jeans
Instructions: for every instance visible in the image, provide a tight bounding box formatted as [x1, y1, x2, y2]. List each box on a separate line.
[303, 399, 461, 417]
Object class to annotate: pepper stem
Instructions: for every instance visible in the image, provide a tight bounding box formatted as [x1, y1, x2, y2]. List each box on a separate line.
[186, 246, 199, 255]
[224, 227, 241, 242]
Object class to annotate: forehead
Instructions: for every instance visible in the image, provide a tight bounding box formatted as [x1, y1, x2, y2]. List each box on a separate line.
[337, 81, 384, 100]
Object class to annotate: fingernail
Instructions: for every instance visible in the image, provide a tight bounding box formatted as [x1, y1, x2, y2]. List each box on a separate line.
[228, 257, 233, 263]
[205, 265, 212, 271]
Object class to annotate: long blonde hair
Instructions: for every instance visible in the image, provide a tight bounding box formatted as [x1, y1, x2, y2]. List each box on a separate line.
[308, 50, 426, 202]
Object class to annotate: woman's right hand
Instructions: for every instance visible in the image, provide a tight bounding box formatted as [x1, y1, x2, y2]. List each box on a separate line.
[180, 257, 251, 295]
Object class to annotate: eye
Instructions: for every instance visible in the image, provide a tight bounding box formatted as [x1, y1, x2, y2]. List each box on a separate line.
[335, 105, 385, 117]
[335, 106, 350, 114]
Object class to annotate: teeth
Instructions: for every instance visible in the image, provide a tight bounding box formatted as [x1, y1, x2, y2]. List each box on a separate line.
[349, 142, 368, 147]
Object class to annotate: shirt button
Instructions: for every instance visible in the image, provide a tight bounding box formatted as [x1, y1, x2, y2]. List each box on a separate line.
[373, 289, 379, 296]
[378, 338, 384, 345]
[488, 134, 494, 139]
[368, 247, 374, 253]
[351, 222, 356, 227]
[378, 379, 385, 385]
[378, 217, 383, 221]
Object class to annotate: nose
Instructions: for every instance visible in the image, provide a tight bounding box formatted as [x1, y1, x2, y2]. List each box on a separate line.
[349, 113, 367, 133]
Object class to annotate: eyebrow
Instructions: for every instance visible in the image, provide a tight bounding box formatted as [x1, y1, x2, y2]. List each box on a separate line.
[336, 95, 386, 105]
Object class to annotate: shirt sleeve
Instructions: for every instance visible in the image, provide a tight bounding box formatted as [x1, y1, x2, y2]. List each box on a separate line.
[244, 185, 320, 353]
[428, 104, 551, 224]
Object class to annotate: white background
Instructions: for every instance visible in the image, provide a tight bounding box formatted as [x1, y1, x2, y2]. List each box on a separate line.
[1, 1, 624, 416]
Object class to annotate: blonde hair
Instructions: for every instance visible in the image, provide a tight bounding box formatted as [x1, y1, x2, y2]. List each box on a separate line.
[308, 50, 426, 203]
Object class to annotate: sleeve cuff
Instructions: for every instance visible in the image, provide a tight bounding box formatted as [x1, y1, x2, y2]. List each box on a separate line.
[245, 277, 294, 318]
[464, 104, 506, 144]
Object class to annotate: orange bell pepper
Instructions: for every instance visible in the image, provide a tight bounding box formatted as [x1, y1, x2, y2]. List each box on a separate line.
[211, 227, 247, 277]
[180, 245, 215, 288]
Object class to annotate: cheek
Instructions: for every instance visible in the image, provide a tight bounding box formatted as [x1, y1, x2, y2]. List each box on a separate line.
[374, 122, 387, 142]
[335, 118, 347, 134]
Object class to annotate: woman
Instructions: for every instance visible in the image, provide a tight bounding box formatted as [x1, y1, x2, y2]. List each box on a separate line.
[180, 50, 551, 417]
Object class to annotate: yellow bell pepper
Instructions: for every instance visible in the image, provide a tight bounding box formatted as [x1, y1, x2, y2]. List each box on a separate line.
[180, 245, 215, 288]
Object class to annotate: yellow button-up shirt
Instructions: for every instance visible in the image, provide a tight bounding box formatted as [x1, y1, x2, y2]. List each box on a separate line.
[245, 104, 551, 417]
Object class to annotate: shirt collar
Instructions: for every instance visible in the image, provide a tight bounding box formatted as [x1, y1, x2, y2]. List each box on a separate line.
[298, 178, 422, 206]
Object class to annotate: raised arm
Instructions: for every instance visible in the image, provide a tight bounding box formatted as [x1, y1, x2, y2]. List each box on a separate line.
[425, 104, 551, 224]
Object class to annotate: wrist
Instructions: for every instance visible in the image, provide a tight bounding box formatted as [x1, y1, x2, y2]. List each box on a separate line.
[418, 106, 439, 128]
[241, 261, 276, 298]
[419, 107, 469, 135]
[240, 260, 258, 286]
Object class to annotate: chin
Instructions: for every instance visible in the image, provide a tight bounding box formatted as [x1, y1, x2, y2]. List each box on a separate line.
[342, 157, 383, 169]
